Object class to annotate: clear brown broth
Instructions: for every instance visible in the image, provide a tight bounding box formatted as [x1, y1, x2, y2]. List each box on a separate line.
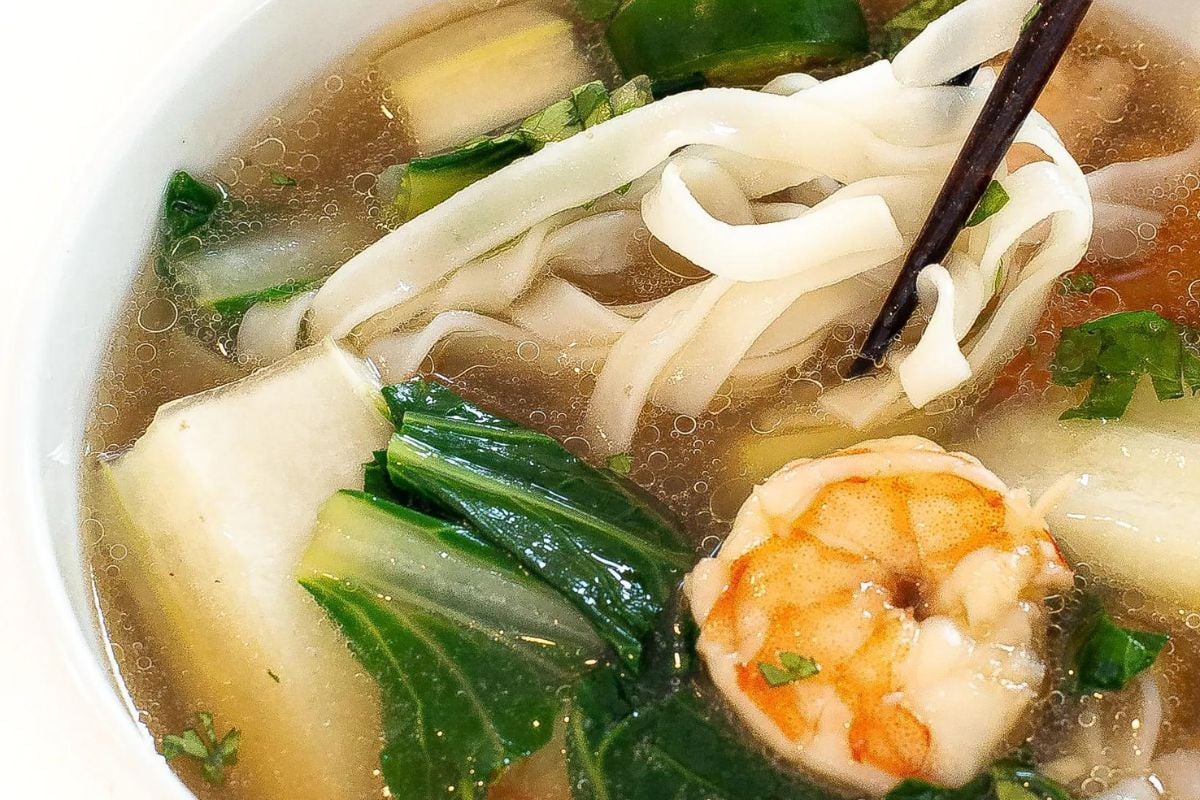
[81, 3, 1200, 798]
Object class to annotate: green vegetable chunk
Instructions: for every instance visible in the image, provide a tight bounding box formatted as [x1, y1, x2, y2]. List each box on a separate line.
[1071, 608, 1168, 694]
[876, 0, 966, 60]
[300, 491, 605, 799]
[383, 380, 692, 667]
[758, 652, 820, 687]
[606, 0, 870, 85]
[967, 180, 1011, 227]
[388, 76, 654, 222]
[160, 711, 241, 786]
[162, 171, 224, 240]
[1052, 310, 1200, 420]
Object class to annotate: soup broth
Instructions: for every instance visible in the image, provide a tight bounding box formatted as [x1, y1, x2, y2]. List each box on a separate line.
[82, 2, 1200, 798]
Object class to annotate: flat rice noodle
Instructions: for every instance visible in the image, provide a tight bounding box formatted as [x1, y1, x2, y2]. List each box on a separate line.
[310, 85, 970, 339]
[506, 277, 632, 345]
[365, 310, 604, 382]
[892, 0, 1031, 87]
[642, 161, 904, 282]
[656, 267, 890, 417]
[238, 290, 317, 364]
[896, 264, 971, 408]
[583, 278, 733, 456]
[353, 219, 560, 342]
[542, 211, 643, 277]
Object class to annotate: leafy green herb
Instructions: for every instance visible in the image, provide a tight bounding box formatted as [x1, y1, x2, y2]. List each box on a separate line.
[301, 491, 605, 799]
[606, 453, 634, 475]
[387, 76, 653, 222]
[270, 171, 297, 187]
[383, 380, 692, 667]
[967, 180, 1011, 227]
[160, 711, 241, 785]
[163, 171, 224, 240]
[1051, 311, 1200, 420]
[758, 652, 820, 687]
[877, 0, 966, 60]
[1071, 608, 1168, 694]
[1059, 273, 1097, 295]
[885, 775, 992, 800]
[1022, 2, 1043, 32]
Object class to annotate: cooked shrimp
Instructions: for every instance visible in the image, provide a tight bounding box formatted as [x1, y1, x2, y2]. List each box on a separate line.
[686, 436, 1073, 793]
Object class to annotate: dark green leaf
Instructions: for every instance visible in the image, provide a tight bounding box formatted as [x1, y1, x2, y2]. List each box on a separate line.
[573, 82, 615, 128]
[990, 761, 1073, 800]
[566, 668, 829, 800]
[384, 380, 692, 667]
[163, 171, 224, 240]
[967, 180, 1011, 227]
[884, 775, 991, 800]
[607, 0, 870, 85]
[877, 0, 966, 60]
[300, 491, 605, 799]
[162, 730, 209, 761]
[1071, 609, 1168, 694]
[1052, 311, 1199, 420]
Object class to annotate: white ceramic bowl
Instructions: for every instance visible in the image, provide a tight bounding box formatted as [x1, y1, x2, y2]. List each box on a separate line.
[1, 0, 1194, 796]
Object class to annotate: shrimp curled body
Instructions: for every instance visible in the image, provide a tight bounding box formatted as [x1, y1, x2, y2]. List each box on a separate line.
[686, 437, 1072, 793]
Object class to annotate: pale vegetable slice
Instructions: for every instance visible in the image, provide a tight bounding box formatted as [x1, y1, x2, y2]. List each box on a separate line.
[378, 1, 596, 154]
[966, 383, 1200, 611]
[103, 340, 393, 800]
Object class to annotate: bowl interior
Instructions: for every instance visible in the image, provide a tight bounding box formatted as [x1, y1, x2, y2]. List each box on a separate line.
[15, 0, 1196, 795]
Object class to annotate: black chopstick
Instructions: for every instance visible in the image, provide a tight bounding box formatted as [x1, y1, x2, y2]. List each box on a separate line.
[847, 0, 1093, 378]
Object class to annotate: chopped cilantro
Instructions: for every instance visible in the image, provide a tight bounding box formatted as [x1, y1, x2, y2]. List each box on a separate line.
[270, 171, 297, 187]
[606, 453, 634, 475]
[758, 652, 820, 687]
[1022, 2, 1043, 31]
[161, 711, 241, 785]
[1071, 608, 1168, 694]
[1052, 310, 1200, 420]
[967, 180, 1011, 227]
[1059, 273, 1097, 294]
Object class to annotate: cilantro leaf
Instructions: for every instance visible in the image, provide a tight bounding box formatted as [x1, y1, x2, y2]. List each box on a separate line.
[967, 180, 1011, 227]
[1071, 608, 1168, 694]
[1052, 311, 1200, 420]
[160, 711, 241, 786]
[606, 452, 634, 475]
[758, 652, 820, 687]
[270, 171, 297, 186]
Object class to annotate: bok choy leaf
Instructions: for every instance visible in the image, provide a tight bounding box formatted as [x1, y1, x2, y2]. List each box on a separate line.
[300, 490, 605, 799]
[383, 379, 693, 667]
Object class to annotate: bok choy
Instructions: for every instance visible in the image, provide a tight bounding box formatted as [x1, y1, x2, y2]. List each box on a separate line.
[381, 380, 692, 666]
[301, 490, 605, 797]
[383, 76, 653, 223]
[605, 0, 870, 85]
